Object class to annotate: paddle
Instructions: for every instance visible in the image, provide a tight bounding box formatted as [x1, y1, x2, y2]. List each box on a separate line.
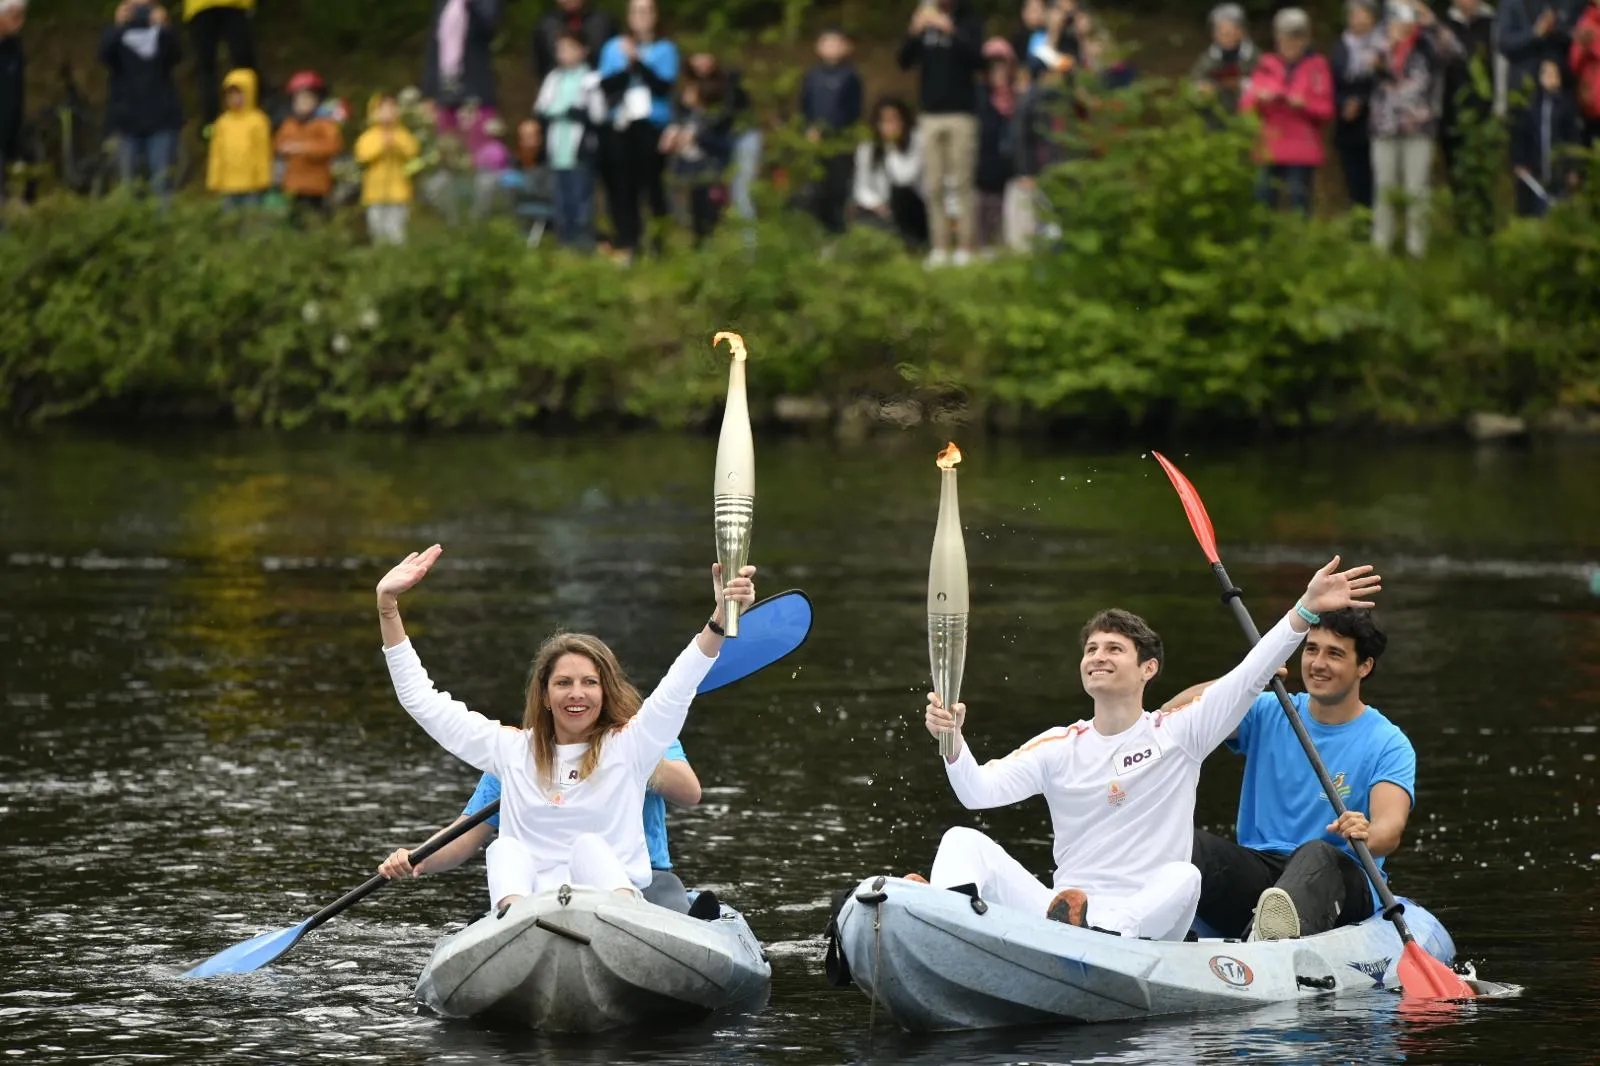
[181, 589, 814, 980]
[1151, 453, 1475, 1001]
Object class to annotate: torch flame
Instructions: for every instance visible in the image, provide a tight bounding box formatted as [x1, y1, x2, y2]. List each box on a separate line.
[936, 441, 963, 469]
[713, 331, 748, 362]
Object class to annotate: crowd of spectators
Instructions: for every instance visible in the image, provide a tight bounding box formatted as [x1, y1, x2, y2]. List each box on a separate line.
[0, 0, 1595, 261]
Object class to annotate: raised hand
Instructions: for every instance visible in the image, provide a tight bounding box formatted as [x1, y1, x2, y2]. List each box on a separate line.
[1301, 555, 1382, 616]
[924, 691, 967, 744]
[711, 562, 757, 614]
[376, 544, 443, 607]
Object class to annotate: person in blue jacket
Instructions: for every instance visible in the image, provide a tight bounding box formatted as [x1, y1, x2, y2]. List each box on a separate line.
[595, 0, 677, 259]
[378, 742, 706, 914]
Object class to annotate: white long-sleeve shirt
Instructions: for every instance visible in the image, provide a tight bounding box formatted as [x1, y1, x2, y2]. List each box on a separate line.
[385, 637, 717, 889]
[852, 132, 924, 212]
[945, 614, 1307, 897]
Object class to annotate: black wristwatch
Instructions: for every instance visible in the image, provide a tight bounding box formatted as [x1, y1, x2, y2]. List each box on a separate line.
[706, 616, 726, 636]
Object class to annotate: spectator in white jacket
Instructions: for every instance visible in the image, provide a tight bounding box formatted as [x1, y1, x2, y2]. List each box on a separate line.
[853, 96, 929, 248]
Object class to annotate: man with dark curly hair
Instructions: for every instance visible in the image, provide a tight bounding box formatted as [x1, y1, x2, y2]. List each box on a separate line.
[1166, 608, 1417, 942]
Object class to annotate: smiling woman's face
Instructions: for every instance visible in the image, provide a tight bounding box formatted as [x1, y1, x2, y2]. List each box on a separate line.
[546, 652, 604, 743]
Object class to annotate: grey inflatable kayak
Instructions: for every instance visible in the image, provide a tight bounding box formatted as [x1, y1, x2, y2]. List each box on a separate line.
[415, 884, 771, 1031]
[831, 875, 1487, 1032]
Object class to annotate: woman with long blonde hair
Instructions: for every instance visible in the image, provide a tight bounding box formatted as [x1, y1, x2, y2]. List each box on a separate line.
[375, 543, 755, 910]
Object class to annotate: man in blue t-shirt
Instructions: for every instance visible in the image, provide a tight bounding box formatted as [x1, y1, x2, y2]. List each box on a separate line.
[1163, 608, 1416, 941]
[377, 741, 702, 914]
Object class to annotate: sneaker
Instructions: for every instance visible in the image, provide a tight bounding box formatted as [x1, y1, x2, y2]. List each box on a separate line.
[904, 873, 929, 884]
[951, 249, 973, 268]
[924, 249, 951, 270]
[1047, 887, 1089, 928]
[1249, 887, 1301, 942]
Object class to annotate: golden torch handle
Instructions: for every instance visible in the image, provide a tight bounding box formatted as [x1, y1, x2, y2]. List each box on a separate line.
[929, 612, 969, 758]
[714, 494, 754, 637]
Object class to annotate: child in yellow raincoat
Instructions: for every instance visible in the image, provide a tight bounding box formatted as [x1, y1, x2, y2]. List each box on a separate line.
[205, 67, 271, 208]
[353, 94, 420, 245]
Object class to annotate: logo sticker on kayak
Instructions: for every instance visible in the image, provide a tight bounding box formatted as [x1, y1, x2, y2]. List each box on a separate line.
[1348, 958, 1392, 988]
[1209, 955, 1255, 988]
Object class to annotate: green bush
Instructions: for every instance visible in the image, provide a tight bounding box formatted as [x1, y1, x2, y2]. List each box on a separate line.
[2, 85, 1596, 433]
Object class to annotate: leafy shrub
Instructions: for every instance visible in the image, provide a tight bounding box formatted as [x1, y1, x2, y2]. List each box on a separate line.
[2, 84, 1596, 433]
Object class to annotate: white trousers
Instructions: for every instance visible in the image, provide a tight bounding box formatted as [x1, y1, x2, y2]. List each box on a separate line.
[929, 826, 1202, 941]
[485, 833, 639, 908]
[1372, 135, 1433, 258]
[365, 203, 410, 246]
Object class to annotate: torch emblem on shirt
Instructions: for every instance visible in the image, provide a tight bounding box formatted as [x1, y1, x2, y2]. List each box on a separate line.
[1107, 781, 1128, 808]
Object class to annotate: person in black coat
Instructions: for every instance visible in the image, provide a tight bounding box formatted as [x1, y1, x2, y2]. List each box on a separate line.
[532, 0, 617, 83]
[1497, 0, 1581, 98]
[898, 0, 985, 265]
[1511, 57, 1586, 214]
[975, 38, 1017, 251]
[1330, 0, 1384, 209]
[1442, 0, 1506, 233]
[101, 1, 184, 202]
[0, 0, 25, 207]
[422, 0, 503, 114]
[800, 26, 864, 234]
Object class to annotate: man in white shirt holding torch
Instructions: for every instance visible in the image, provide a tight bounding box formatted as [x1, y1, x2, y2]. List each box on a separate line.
[918, 557, 1381, 941]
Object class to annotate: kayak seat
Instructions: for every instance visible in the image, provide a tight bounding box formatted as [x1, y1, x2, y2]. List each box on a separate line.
[688, 889, 722, 922]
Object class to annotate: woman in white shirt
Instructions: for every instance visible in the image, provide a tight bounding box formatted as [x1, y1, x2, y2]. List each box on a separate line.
[374, 543, 756, 911]
[853, 96, 929, 247]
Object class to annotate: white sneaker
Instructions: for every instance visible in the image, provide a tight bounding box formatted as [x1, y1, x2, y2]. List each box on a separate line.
[952, 249, 973, 267]
[1248, 887, 1301, 942]
[924, 249, 951, 270]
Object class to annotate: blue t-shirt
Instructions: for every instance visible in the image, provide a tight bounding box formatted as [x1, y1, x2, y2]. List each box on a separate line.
[462, 739, 688, 870]
[1229, 692, 1416, 873]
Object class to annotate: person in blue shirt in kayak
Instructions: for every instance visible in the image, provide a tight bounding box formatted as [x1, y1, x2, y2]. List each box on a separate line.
[377, 746, 705, 914]
[1163, 608, 1416, 942]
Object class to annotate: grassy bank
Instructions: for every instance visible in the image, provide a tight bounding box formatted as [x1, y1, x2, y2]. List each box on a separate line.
[3, 89, 1596, 437]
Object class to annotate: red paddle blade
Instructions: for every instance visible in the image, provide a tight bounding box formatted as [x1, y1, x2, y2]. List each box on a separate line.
[1398, 941, 1477, 1000]
[1151, 452, 1221, 565]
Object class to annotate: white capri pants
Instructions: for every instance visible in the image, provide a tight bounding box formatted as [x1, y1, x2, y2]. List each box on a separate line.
[929, 826, 1202, 941]
[485, 833, 641, 908]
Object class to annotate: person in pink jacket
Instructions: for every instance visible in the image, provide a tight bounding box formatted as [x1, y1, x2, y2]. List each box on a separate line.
[1241, 7, 1335, 216]
[1571, 0, 1600, 145]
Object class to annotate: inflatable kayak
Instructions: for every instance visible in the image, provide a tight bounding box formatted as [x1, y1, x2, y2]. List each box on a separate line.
[416, 884, 770, 1032]
[828, 875, 1463, 1032]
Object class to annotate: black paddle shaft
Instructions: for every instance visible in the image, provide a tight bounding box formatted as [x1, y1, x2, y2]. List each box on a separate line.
[301, 799, 503, 934]
[1208, 562, 1416, 944]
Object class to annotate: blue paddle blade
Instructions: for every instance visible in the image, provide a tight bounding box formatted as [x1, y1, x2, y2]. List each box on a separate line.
[180, 919, 311, 979]
[699, 589, 812, 695]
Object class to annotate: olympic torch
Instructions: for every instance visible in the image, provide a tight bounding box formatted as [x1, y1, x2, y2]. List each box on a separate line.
[928, 442, 969, 758]
[712, 331, 754, 638]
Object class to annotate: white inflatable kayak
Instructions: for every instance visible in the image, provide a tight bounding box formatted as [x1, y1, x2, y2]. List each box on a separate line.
[829, 875, 1469, 1032]
[415, 884, 771, 1032]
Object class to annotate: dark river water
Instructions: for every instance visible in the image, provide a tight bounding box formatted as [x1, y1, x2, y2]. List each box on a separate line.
[2, 431, 1597, 1066]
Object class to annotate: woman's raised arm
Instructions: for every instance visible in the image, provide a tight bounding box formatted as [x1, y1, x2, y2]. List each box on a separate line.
[377, 544, 443, 648]
[624, 564, 757, 775]
[376, 544, 507, 774]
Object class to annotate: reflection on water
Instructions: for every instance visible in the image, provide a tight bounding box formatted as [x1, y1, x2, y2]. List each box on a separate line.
[1, 431, 1596, 1065]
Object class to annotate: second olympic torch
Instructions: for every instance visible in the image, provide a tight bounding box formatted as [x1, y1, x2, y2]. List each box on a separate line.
[928, 442, 969, 759]
[712, 331, 754, 637]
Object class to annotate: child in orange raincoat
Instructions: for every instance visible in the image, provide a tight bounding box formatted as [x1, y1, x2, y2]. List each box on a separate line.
[274, 68, 343, 220]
